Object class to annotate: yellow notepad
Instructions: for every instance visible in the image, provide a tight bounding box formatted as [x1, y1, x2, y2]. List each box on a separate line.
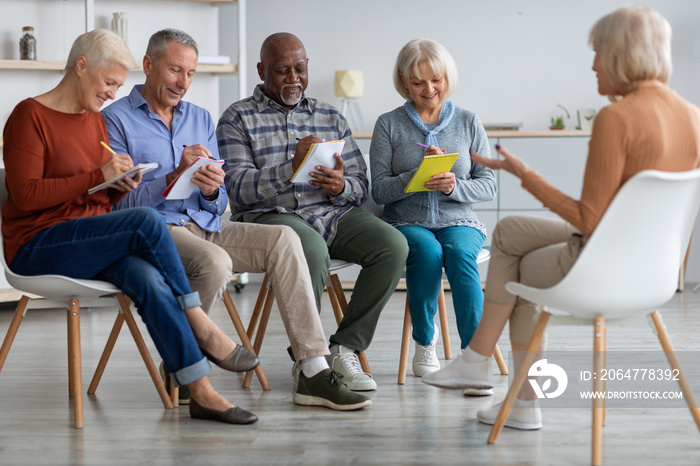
[404, 153, 459, 193]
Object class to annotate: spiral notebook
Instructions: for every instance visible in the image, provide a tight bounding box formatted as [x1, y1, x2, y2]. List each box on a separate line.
[291, 140, 345, 183]
[404, 153, 459, 193]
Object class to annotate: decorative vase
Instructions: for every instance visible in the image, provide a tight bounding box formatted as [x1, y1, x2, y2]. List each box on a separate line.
[111, 12, 128, 46]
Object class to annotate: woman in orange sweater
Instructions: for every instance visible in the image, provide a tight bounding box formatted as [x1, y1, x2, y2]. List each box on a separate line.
[3, 29, 258, 425]
[423, 5, 700, 429]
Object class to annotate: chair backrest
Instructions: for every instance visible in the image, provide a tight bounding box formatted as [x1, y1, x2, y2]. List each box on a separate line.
[510, 168, 700, 319]
[361, 153, 384, 217]
[0, 169, 120, 299]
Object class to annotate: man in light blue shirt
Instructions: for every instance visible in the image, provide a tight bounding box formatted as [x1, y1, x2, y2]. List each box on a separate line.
[103, 29, 370, 412]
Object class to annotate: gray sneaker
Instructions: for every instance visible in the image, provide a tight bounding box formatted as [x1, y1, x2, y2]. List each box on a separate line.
[293, 369, 372, 411]
[159, 361, 191, 405]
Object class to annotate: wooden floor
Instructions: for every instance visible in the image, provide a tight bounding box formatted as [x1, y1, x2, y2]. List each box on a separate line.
[1, 281, 700, 465]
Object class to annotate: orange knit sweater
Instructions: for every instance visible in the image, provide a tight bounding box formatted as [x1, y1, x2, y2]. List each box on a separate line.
[2, 98, 127, 264]
[522, 82, 700, 237]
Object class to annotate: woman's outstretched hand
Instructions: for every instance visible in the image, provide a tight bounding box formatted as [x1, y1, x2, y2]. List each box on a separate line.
[471, 144, 532, 180]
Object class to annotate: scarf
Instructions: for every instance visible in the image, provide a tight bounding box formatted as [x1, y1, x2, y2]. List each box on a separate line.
[403, 100, 455, 224]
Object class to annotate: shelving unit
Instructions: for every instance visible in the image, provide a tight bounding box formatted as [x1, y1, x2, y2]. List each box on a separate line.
[0, 59, 237, 74]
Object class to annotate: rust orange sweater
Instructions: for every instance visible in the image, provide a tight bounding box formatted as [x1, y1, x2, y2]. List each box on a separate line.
[522, 82, 700, 236]
[2, 98, 127, 264]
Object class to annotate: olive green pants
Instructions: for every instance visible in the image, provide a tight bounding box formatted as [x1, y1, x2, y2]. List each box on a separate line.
[246, 207, 408, 352]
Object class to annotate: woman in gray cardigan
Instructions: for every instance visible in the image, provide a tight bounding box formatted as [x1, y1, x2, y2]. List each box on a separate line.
[370, 39, 497, 386]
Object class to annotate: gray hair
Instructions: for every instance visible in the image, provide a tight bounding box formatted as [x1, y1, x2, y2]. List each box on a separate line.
[64, 29, 134, 72]
[589, 5, 672, 85]
[393, 39, 458, 102]
[146, 29, 198, 64]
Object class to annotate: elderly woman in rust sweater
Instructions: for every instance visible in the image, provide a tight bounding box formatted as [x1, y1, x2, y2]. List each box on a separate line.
[2, 29, 258, 425]
[422, 5, 700, 430]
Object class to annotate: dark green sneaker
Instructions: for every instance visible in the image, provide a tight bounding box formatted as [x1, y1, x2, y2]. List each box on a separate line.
[293, 369, 372, 411]
[159, 361, 192, 405]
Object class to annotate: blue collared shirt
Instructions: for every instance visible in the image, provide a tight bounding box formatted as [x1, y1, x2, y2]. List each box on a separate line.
[216, 84, 368, 244]
[102, 85, 226, 232]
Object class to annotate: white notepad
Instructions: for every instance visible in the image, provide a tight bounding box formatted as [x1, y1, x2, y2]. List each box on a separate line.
[290, 140, 346, 183]
[162, 157, 224, 200]
[88, 163, 159, 195]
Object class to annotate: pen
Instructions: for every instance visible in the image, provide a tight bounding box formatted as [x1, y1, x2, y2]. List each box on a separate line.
[100, 140, 117, 156]
[416, 142, 446, 154]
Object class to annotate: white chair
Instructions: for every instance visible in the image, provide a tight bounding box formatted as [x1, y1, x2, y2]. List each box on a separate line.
[0, 169, 173, 428]
[398, 247, 509, 383]
[486, 169, 700, 466]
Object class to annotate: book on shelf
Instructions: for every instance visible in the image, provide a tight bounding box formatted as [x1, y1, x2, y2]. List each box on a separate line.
[482, 122, 524, 131]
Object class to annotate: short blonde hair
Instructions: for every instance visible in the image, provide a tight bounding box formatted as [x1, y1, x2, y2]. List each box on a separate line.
[589, 5, 672, 85]
[65, 29, 135, 72]
[393, 39, 457, 102]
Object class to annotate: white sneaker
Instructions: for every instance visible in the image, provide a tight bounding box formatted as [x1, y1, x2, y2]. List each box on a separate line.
[412, 342, 440, 377]
[477, 400, 542, 430]
[421, 354, 492, 389]
[327, 349, 376, 391]
[463, 387, 494, 396]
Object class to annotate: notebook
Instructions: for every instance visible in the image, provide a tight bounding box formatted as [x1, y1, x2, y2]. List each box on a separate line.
[291, 140, 346, 183]
[88, 163, 158, 195]
[404, 153, 459, 193]
[162, 157, 224, 200]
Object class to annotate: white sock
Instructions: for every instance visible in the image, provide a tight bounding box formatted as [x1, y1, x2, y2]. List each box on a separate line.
[330, 344, 355, 355]
[461, 346, 489, 362]
[514, 398, 538, 408]
[300, 355, 330, 378]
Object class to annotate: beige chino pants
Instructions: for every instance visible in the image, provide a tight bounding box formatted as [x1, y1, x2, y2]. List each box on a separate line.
[167, 221, 329, 361]
[483, 215, 586, 345]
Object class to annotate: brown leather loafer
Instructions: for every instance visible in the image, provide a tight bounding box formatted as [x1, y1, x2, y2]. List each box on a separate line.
[189, 399, 258, 425]
[202, 345, 260, 372]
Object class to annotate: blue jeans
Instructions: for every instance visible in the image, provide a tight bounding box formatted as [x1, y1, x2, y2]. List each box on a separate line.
[397, 225, 485, 349]
[11, 207, 210, 386]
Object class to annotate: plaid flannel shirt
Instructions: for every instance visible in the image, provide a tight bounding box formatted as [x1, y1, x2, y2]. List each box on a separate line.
[216, 84, 368, 244]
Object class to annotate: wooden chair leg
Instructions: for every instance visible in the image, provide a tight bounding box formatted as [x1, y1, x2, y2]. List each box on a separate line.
[67, 299, 83, 429]
[592, 317, 606, 466]
[327, 273, 371, 375]
[117, 295, 173, 409]
[650, 311, 700, 432]
[222, 289, 270, 391]
[248, 274, 271, 341]
[437, 283, 451, 360]
[243, 288, 274, 390]
[398, 297, 412, 384]
[88, 311, 125, 394]
[0, 295, 28, 373]
[488, 311, 550, 444]
[493, 344, 508, 376]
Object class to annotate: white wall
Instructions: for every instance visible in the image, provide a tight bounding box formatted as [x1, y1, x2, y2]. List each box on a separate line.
[220, 0, 700, 283]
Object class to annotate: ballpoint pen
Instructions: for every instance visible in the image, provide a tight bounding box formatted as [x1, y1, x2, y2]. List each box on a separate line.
[416, 142, 446, 154]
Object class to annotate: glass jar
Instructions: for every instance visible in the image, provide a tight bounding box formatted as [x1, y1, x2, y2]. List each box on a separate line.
[19, 26, 36, 60]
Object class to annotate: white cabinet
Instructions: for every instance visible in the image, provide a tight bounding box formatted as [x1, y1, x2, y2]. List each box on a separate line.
[475, 132, 590, 247]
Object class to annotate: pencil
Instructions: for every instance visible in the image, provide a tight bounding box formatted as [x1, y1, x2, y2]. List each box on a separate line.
[100, 141, 117, 155]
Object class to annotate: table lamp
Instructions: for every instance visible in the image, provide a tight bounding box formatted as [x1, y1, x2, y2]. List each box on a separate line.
[335, 70, 365, 132]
